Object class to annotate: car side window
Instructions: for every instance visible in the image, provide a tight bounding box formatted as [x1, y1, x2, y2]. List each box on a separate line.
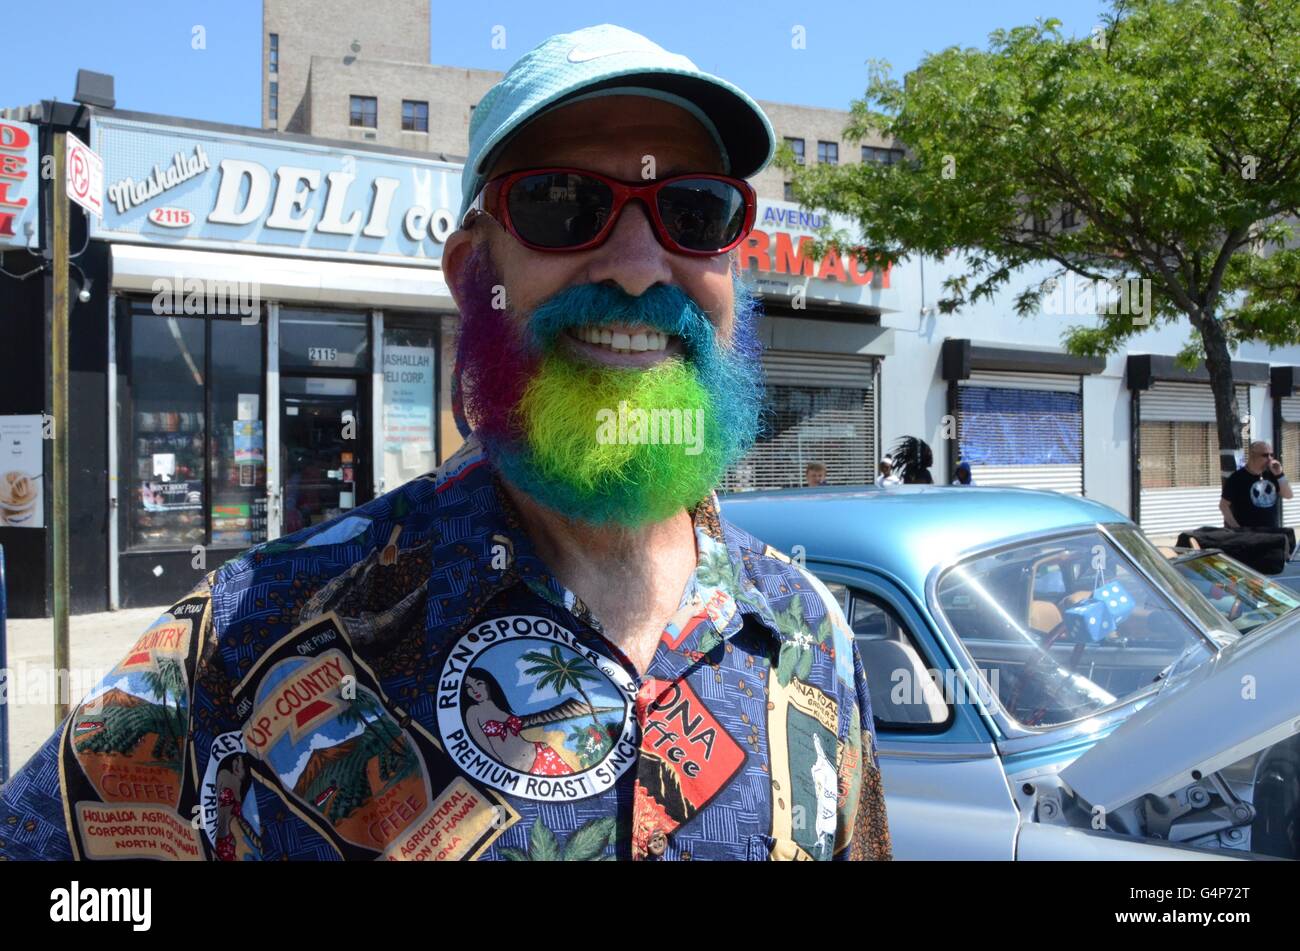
[848, 588, 951, 732]
[822, 581, 849, 614]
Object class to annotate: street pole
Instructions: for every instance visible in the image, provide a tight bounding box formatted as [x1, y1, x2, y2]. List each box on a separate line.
[51, 130, 70, 726]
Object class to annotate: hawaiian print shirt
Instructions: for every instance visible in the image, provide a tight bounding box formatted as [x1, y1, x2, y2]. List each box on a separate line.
[0, 437, 891, 862]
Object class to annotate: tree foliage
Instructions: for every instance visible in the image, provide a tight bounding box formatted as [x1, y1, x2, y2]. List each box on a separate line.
[785, 0, 1300, 465]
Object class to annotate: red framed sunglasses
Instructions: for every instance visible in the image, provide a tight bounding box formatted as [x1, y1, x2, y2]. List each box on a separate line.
[464, 166, 757, 256]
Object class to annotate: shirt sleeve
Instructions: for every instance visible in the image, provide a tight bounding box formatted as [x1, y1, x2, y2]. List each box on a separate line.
[798, 571, 892, 862]
[0, 577, 215, 861]
[842, 638, 893, 861]
[0, 728, 74, 859]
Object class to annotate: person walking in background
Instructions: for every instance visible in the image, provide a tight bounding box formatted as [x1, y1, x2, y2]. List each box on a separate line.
[891, 436, 935, 484]
[805, 461, 827, 487]
[1221, 440, 1292, 529]
[875, 456, 900, 486]
[952, 461, 974, 485]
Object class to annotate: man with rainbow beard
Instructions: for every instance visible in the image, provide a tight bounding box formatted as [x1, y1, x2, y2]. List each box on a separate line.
[0, 24, 891, 862]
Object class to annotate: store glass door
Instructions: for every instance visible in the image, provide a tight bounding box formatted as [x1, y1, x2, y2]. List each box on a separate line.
[279, 376, 370, 534]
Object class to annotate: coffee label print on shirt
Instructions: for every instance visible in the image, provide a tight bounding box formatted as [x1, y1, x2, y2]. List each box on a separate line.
[60, 589, 211, 861]
[436, 614, 639, 802]
[233, 612, 517, 860]
[765, 675, 843, 860]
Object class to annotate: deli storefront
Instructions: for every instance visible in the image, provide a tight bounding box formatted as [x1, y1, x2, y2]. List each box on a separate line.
[94, 112, 462, 607]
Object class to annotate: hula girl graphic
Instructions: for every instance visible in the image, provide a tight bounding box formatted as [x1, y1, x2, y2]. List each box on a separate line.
[438, 618, 638, 800]
[214, 753, 263, 862]
[460, 664, 619, 776]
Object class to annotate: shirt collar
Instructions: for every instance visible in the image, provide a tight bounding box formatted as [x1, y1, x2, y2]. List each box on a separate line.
[423, 436, 789, 647]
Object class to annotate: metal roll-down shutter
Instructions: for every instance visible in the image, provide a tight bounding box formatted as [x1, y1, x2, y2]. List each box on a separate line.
[722, 351, 877, 491]
[956, 371, 1083, 494]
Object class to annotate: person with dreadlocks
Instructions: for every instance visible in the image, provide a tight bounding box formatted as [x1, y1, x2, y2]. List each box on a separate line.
[890, 436, 935, 484]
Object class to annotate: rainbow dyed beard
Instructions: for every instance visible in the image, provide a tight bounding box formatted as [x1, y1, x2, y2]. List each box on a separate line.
[452, 246, 764, 527]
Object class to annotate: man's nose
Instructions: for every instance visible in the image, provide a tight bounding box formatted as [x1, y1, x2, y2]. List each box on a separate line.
[583, 198, 674, 297]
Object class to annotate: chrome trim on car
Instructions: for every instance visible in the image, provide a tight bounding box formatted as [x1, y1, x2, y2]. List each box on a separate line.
[876, 739, 998, 762]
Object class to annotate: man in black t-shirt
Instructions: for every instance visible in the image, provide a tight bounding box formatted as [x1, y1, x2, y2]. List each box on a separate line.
[1221, 441, 1293, 528]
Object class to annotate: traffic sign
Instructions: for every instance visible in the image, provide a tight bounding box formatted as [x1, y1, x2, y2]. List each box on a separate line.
[65, 132, 103, 217]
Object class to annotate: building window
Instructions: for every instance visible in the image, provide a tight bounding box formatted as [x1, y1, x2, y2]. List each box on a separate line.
[817, 141, 838, 165]
[1031, 214, 1049, 235]
[269, 33, 278, 73]
[1060, 204, 1078, 229]
[269, 82, 278, 122]
[784, 136, 805, 165]
[784, 181, 796, 202]
[1140, 419, 1250, 489]
[402, 100, 429, 132]
[350, 95, 377, 128]
[383, 317, 440, 485]
[119, 303, 267, 552]
[862, 146, 904, 166]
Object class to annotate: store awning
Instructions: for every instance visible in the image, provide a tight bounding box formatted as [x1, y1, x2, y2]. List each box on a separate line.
[109, 243, 456, 311]
[941, 338, 1105, 380]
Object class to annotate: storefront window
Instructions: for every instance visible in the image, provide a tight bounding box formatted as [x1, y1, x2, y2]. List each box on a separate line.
[382, 318, 439, 487]
[279, 308, 370, 371]
[120, 303, 267, 551]
[210, 317, 267, 548]
[124, 311, 207, 550]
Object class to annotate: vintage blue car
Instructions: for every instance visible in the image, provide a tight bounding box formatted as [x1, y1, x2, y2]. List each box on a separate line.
[722, 485, 1300, 860]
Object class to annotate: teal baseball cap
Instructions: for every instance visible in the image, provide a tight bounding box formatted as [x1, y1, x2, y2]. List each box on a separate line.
[458, 23, 776, 222]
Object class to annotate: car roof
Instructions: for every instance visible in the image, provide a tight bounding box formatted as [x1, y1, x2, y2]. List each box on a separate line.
[721, 484, 1127, 599]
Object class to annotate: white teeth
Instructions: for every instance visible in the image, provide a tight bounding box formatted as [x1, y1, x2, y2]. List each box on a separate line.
[572, 326, 672, 353]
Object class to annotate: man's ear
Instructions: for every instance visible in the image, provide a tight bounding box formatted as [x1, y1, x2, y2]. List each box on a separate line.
[442, 227, 476, 310]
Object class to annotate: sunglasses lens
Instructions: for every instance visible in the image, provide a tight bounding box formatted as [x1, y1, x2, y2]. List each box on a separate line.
[657, 178, 748, 251]
[505, 172, 613, 248]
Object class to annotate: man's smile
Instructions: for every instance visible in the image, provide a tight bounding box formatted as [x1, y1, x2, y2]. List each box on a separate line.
[559, 323, 685, 367]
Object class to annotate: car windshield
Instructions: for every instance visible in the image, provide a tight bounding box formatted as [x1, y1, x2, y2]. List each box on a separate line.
[1170, 550, 1300, 634]
[934, 526, 1217, 729]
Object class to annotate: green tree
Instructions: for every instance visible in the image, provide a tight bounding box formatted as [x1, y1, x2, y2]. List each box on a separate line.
[141, 658, 187, 762]
[786, 0, 1300, 478]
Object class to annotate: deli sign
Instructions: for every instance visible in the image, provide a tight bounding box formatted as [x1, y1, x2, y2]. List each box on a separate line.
[0, 120, 39, 250]
[91, 116, 461, 265]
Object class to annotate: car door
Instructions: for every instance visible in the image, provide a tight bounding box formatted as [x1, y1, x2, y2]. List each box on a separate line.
[811, 563, 1022, 860]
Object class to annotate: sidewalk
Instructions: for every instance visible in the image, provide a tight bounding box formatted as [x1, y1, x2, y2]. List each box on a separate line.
[3, 605, 169, 778]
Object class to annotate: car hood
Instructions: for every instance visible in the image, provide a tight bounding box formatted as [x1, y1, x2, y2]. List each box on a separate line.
[1060, 617, 1300, 813]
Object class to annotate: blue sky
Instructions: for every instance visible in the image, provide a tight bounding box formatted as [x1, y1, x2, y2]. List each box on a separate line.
[2, 0, 1113, 125]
